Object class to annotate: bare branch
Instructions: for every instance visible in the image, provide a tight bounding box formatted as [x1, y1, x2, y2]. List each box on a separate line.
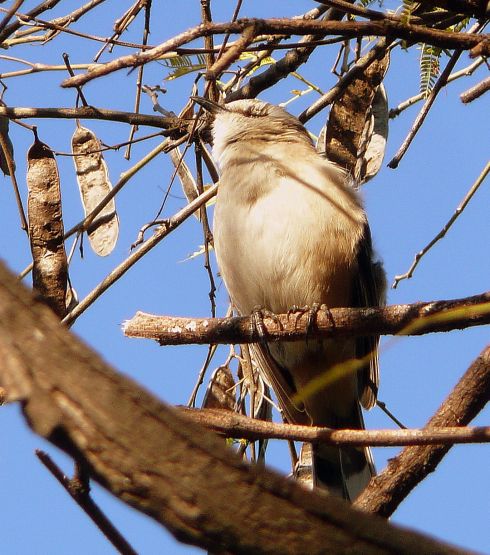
[389, 57, 484, 118]
[0, 106, 183, 131]
[0, 0, 63, 42]
[62, 183, 219, 327]
[61, 19, 489, 89]
[393, 160, 490, 288]
[355, 343, 490, 517]
[388, 47, 464, 169]
[461, 75, 490, 103]
[122, 291, 490, 345]
[180, 407, 490, 447]
[36, 450, 138, 555]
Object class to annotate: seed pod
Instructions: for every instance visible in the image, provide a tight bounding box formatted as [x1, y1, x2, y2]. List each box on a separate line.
[72, 125, 118, 256]
[355, 84, 389, 184]
[27, 136, 68, 317]
[202, 366, 236, 411]
[322, 47, 390, 185]
[0, 114, 15, 176]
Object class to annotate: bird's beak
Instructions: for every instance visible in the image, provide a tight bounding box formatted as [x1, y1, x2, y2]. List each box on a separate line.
[191, 96, 227, 114]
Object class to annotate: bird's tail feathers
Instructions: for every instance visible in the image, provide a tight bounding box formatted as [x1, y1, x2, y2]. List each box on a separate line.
[297, 405, 375, 501]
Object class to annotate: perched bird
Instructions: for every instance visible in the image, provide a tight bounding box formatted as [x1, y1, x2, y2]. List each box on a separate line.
[194, 97, 386, 501]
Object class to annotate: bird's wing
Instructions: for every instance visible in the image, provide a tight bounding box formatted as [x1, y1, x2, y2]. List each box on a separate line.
[353, 223, 386, 409]
[249, 343, 311, 426]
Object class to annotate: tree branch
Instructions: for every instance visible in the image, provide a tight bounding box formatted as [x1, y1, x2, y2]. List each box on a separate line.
[180, 408, 490, 447]
[122, 291, 490, 345]
[0, 260, 467, 555]
[355, 343, 490, 517]
[63, 183, 219, 327]
[461, 75, 490, 103]
[0, 106, 183, 131]
[36, 450, 138, 555]
[61, 18, 489, 88]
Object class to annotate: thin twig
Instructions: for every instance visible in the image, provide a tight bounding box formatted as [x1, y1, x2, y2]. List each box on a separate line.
[36, 450, 138, 555]
[0, 130, 27, 231]
[62, 183, 219, 326]
[388, 22, 483, 168]
[314, 0, 423, 23]
[12, 0, 108, 40]
[125, 0, 152, 160]
[194, 143, 217, 317]
[388, 48, 464, 169]
[389, 57, 485, 117]
[392, 160, 490, 288]
[62, 53, 89, 107]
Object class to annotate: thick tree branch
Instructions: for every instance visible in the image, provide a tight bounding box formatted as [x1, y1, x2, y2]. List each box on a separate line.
[0, 261, 467, 555]
[122, 291, 490, 345]
[61, 18, 489, 88]
[355, 344, 490, 517]
[180, 408, 490, 447]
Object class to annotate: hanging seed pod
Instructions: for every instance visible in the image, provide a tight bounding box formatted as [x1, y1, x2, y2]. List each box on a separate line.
[0, 113, 15, 176]
[202, 366, 236, 411]
[322, 47, 390, 185]
[355, 84, 389, 184]
[27, 136, 68, 318]
[72, 125, 119, 256]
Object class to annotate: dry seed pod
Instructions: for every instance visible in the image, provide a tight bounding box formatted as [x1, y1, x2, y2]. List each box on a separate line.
[322, 48, 390, 184]
[0, 114, 15, 176]
[202, 366, 236, 411]
[27, 137, 68, 317]
[355, 84, 389, 184]
[72, 125, 118, 256]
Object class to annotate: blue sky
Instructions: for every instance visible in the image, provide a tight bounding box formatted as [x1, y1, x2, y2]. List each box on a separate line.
[1, 1, 489, 553]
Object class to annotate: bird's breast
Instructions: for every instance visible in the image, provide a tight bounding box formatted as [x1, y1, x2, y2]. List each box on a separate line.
[214, 161, 364, 315]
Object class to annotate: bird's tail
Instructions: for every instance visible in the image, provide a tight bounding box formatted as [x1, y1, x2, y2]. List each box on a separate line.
[297, 406, 375, 501]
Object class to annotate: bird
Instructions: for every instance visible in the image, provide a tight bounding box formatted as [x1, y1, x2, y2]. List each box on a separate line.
[194, 96, 386, 501]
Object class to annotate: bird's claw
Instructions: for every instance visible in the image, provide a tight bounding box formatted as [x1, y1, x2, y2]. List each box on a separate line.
[287, 303, 322, 342]
[251, 306, 281, 342]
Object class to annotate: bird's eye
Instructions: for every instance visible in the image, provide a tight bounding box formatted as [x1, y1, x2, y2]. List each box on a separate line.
[243, 106, 267, 118]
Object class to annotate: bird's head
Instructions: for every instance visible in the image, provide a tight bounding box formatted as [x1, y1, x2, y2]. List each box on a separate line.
[192, 97, 311, 166]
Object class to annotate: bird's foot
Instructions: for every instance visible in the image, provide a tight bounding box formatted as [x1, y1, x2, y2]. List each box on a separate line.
[250, 306, 281, 342]
[287, 303, 321, 331]
[287, 303, 322, 344]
